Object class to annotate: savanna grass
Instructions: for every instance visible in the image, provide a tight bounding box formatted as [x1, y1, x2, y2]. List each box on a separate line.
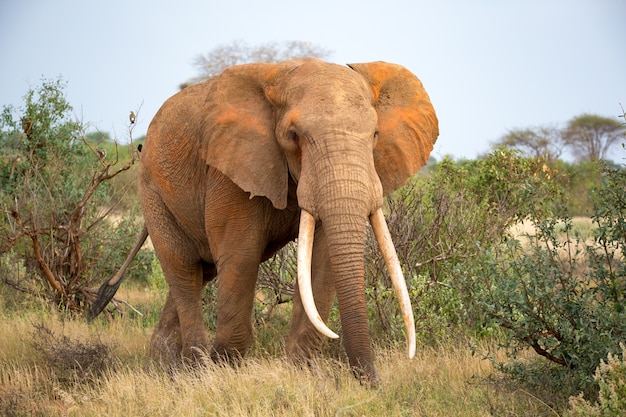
[0, 305, 562, 417]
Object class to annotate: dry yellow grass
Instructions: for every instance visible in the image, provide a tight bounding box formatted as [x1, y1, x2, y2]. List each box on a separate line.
[509, 217, 595, 241]
[0, 306, 561, 417]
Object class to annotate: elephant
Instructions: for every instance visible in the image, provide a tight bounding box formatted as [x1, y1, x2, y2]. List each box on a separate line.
[91, 58, 438, 384]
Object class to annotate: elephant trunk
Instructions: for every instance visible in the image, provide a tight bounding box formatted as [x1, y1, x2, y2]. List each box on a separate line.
[322, 208, 375, 379]
[296, 146, 416, 379]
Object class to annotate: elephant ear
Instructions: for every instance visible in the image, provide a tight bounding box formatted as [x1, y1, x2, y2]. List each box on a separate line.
[202, 63, 291, 209]
[348, 61, 439, 196]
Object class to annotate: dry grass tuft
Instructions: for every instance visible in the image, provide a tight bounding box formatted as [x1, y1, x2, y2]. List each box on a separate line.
[30, 322, 115, 385]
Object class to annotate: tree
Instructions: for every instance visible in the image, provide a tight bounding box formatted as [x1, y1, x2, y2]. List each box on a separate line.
[0, 78, 147, 311]
[496, 125, 565, 161]
[180, 40, 333, 88]
[562, 114, 624, 161]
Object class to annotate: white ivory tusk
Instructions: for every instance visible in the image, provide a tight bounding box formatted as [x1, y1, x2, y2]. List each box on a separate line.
[297, 210, 339, 339]
[370, 208, 417, 359]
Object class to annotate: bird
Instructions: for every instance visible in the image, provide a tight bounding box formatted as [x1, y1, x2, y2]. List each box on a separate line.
[20, 117, 33, 138]
[129, 111, 136, 124]
[96, 147, 107, 160]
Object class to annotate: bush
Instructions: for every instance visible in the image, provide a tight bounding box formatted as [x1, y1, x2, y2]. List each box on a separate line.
[456, 155, 625, 406]
[30, 322, 115, 385]
[364, 149, 563, 347]
[554, 159, 604, 217]
[0, 78, 151, 312]
[567, 344, 626, 416]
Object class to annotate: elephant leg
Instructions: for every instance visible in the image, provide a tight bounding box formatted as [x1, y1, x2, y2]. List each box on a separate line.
[209, 250, 262, 363]
[205, 185, 270, 363]
[150, 290, 182, 362]
[142, 192, 209, 362]
[150, 263, 208, 362]
[151, 263, 213, 364]
[286, 225, 336, 361]
[163, 260, 208, 360]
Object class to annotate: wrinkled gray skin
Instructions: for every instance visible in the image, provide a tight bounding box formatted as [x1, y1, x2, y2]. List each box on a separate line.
[97, 59, 438, 384]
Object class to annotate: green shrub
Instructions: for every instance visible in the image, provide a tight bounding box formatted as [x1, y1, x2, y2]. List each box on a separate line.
[456, 155, 625, 406]
[553, 159, 603, 217]
[567, 344, 626, 416]
[362, 149, 564, 347]
[0, 78, 150, 312]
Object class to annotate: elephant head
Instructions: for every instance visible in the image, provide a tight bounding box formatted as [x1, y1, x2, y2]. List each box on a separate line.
[199, 59, 438, 381]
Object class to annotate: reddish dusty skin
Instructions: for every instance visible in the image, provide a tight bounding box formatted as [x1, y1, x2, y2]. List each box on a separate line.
[128, 59, 438, 384]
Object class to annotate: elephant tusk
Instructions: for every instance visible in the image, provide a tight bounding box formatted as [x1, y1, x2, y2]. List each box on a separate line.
[370, 208, 416, 359]
[297, 210, 340, 339]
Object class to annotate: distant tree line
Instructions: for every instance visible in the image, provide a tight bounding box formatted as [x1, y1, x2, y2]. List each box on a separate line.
[494, 113, 624, 161]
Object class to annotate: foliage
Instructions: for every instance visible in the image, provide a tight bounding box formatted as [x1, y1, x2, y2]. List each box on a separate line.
[362, 149, 564, 347]
[456, 155, 625, 403]
[567, 344, 626, 417]
[0, 78, 151, 312]
[563, 113, 624, 161]
[552, 159, 603, 216]
[182, 40, 333, 88]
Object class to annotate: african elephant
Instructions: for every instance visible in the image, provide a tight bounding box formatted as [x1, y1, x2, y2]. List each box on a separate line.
[91, 58, 438, 384]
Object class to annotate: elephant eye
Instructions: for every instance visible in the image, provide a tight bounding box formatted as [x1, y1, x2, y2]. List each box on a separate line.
[288, 130, 299, 145]
[373, 130, 379, 142]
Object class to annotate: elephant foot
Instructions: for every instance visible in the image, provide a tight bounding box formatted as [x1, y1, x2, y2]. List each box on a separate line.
[209, 343, 246, 368]
[150, 331, 182, 364]
[150, 331, 214, 366]
[149, 295, 209, 365]
[287, 330, 380, 387]
[150, 296, 183, 364]
[285, 331, 328, 378]
[287, 341, 379, 387]
[285, 325, 326, 360]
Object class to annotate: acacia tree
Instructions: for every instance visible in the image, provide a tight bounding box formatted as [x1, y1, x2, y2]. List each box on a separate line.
[496, 126, 565, 161]
[562, 113, 624, 161]
[495, 114, 624, 162]
[0, 78, 144, 311]
[180, 40, 333, 88]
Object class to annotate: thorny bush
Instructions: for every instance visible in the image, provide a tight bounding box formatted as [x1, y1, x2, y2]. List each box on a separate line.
[0, 78, 150, 312]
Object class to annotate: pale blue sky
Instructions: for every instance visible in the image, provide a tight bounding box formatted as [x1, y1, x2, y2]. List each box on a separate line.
[1, 0, 624, 160]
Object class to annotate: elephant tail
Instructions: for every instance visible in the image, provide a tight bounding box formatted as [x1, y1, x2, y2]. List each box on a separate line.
[88, 225, 149, 321]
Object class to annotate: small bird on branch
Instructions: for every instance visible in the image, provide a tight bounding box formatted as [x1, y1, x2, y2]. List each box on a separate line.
[96, 147, 107, 160]
[129, 111, 136, 124]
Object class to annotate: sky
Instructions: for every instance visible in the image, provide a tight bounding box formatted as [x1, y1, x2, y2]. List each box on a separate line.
[1, 0, 624, 160]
